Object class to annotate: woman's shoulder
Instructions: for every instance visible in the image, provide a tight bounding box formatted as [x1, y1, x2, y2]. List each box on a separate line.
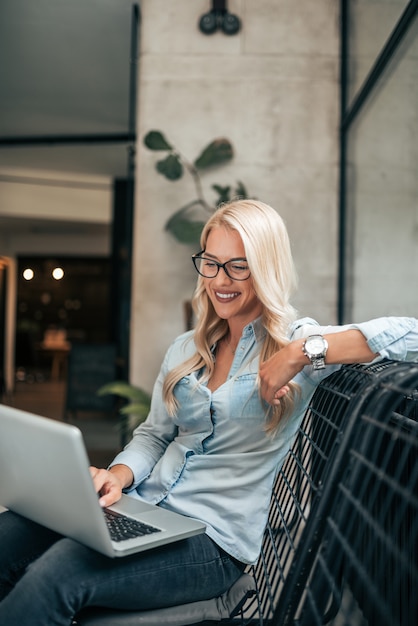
[171, 328, 196, 347]
[287, 317, 320, 340]
[164, 329, 197, 367]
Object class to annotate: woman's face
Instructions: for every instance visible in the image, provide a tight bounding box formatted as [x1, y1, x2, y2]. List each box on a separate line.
[202, 226, 262, 327]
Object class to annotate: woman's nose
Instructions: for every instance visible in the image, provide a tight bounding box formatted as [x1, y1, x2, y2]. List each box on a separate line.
[214, 266, 233, 284]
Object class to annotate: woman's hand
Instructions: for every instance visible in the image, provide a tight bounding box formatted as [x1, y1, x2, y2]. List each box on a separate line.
[269, 384, 290, 406]
[259, 342, 304, 405]
[89, 464, 134, 508]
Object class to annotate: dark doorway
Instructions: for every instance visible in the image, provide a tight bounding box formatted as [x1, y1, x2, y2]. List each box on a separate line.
[15, 256, 111, 380]
[0, 260, 7, 393]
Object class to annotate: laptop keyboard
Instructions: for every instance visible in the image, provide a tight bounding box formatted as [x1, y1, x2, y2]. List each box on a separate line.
[104, 508, 162, 542]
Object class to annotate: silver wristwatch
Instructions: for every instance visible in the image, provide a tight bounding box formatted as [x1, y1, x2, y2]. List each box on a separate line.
[302, 334, 329, 370]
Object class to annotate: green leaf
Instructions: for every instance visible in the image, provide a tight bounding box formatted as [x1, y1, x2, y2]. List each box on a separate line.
[97, 381, 150, 404]
[119, 402, 150, 419]
[235, 180, 248, 198]
[143, 130, 172, 151]
[156, 154, 183, 180]
[212, 184, 231, 204]
[165, 209, 205, 246]
[194, 138, 233, 170]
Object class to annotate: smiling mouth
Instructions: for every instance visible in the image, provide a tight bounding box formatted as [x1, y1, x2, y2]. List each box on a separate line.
[215, 291, 240, 301]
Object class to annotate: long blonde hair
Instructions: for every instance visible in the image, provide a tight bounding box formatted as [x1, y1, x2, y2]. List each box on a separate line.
[163, 199, 299, 434]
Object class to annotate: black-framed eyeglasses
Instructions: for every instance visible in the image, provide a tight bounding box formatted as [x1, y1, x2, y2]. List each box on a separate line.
[192, 251, 251, 281]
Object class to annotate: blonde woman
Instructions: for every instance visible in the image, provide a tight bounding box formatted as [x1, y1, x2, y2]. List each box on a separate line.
[1, 200, 417, 625]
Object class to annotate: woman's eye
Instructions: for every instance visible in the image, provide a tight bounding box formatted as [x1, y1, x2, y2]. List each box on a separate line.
[231, 263, 248, 272]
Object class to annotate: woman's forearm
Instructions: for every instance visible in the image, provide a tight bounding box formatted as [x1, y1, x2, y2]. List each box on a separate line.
[260, 329, 378, 404]
[109, 464, 134, 490]
[322, 329, 377, 365]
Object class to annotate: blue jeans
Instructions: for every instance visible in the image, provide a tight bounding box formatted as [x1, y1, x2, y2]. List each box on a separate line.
[0, 510, 245, 626]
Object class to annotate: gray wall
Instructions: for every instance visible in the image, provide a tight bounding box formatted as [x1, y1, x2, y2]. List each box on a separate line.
[131, 0, 340, 390]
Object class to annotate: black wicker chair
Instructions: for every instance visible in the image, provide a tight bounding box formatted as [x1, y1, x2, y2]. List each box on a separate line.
[283, 361, 418, 626]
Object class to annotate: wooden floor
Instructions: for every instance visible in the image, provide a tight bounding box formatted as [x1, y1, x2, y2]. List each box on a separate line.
[1, 379, 122, 468]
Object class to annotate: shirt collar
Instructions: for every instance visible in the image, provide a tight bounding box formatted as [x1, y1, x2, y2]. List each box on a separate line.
[242, 316, 266, 343]
[210, 316, 266, 355]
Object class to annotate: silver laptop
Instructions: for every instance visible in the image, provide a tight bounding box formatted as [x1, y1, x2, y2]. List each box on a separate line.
[0, 404, 205, 558]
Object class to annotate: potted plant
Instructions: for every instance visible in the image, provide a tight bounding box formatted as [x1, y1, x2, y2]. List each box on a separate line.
[97, 381, 151, 445]
[143, 130, 249, 246]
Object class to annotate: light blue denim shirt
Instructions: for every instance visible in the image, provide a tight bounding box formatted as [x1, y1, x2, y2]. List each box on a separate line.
[111, 316, 418, 564]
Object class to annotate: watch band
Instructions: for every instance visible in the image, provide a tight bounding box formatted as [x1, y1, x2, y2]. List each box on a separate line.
[302, 334, 328, 370]
[311, 354, 326, 370]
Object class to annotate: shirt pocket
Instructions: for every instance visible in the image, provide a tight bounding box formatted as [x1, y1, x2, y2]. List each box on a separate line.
[228, 373, 265, 420]
[174, 377, 212, 431]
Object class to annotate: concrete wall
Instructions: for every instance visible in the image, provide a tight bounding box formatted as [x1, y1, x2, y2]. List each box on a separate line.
[131, 0, 340, 391]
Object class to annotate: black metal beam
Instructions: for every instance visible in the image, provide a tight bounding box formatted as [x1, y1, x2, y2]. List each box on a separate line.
[114, 3, 141, 390]
[338, 0, 349, 324]
[342, 0, 418, 132]
[0, 133, 135, 147]
[128, 4, 140, 138]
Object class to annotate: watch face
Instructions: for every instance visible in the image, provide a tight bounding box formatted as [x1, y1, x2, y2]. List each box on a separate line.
[306, 336, 325, 356]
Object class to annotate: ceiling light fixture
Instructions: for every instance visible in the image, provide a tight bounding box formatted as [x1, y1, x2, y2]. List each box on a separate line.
[198, 0, 241, 36]
[52, 267, 64, 280]
[23, 268, 34, 281]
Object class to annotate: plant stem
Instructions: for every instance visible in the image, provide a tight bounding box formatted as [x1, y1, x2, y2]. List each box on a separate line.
[179, 153, 213, 213]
